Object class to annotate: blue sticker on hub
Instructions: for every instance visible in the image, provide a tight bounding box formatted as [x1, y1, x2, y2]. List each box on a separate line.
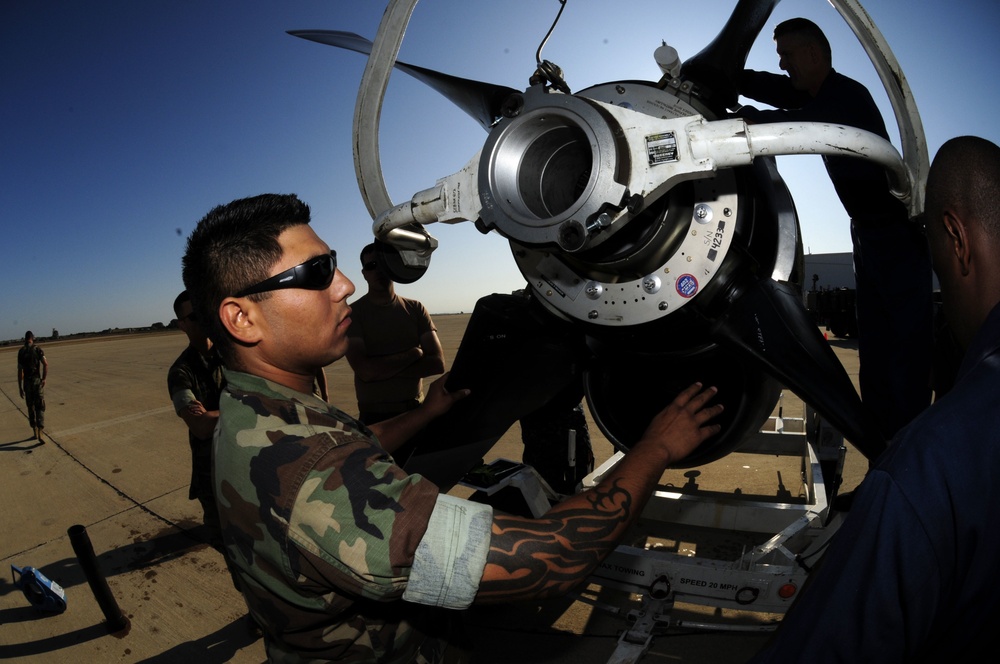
[676, 274, 698, 298]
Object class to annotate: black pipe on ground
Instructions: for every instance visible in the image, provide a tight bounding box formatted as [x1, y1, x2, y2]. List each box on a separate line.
[68, 524, 130, 633]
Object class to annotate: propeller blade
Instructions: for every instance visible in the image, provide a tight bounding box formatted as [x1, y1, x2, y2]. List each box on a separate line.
[709, 277, 887, 462]
[680, 0, 781, 113]
[289, 30, 519, 131]
[582, 340, 783, 469]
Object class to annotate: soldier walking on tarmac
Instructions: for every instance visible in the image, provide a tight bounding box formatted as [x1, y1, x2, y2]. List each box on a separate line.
[17, 331, 48, 440]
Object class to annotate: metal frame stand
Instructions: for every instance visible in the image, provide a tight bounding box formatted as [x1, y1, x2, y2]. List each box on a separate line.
[585, 404, 847, 663]
[465, 402, 848, 664]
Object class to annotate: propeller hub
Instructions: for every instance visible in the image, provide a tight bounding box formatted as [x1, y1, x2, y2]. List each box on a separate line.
[484, 83, 743, 328]
[478, 85, 629, 252]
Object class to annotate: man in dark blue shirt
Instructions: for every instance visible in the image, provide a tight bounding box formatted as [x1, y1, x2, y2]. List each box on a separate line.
[749, 136, 1000, 662]
[737, 17, 933, 440]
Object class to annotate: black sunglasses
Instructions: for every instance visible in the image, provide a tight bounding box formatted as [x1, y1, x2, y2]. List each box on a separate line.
[362, 260, 378, 272]
[235, 250, 337, 297]
[182, 311, 198, 323]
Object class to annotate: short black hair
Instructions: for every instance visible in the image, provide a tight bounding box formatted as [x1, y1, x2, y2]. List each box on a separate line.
[360, 242, 377, 264]
[182, 193, 312, 365]
[173, 290, 191, 318]
[926, 136, 1000, 240]
[24, 331, 34, 342]
[774, 17, 831, 64]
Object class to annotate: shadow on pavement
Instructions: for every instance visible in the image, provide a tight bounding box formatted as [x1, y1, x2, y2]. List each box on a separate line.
[134, 615, 262, 664]
[5, 523, 220, 596]
[0, 436, 46, 452]
[0, 620, 113, 659]
[1, 524, 255, 662]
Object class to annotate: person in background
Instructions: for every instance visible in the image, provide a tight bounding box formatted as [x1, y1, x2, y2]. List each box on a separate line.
[737, 17, 933, 440]
[346, 241, 444, 425]
[748, 136, 1000, 662]
[167, 290, 225, 547]
[17, 330, 48, 441]
[181, 192, 723, 663]
[346, 241, 445, 464]
[519, 378, 594, 496]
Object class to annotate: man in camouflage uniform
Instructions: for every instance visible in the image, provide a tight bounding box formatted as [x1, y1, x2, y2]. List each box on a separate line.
[17, 330, 48, 440]
[182, 193, 723, 662]
[167, 290, 225, 547]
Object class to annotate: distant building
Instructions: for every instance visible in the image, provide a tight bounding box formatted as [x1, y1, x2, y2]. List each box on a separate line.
[801, 251, 939, 338]
[803, 252, 939, 292]
[803, 252, 855, 291]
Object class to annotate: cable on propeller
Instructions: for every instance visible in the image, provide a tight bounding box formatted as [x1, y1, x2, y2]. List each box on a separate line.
[530, 0, 571, 94]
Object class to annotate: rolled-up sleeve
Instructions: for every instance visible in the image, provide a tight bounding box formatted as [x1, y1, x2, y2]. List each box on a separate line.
[171, 387, 197, 414]
[403, 494, 493, 609]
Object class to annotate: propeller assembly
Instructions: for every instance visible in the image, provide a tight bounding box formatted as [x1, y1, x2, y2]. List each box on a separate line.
[291, 0, 926, 477]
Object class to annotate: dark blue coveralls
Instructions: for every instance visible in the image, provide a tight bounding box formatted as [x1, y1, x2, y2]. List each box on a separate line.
[738, 68, 934, 440]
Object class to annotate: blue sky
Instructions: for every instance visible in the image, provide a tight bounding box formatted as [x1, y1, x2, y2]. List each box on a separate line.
[3, 0, 998, 342]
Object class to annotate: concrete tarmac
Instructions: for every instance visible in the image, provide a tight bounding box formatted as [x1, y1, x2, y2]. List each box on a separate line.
[0, 316, 866, 663]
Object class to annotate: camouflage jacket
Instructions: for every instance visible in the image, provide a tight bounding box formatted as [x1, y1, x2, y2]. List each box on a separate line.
[167, 345, 224, 498]
[216, 369, 492, 663]
[167, 345, 224, 422]
[17, 344, 45, 382]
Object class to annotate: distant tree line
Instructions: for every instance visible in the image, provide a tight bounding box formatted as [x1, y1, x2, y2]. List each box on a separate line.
[0, 321, 176, 347]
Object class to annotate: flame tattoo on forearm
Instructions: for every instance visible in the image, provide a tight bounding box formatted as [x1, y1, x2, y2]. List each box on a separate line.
[478, 479, 633, 601]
